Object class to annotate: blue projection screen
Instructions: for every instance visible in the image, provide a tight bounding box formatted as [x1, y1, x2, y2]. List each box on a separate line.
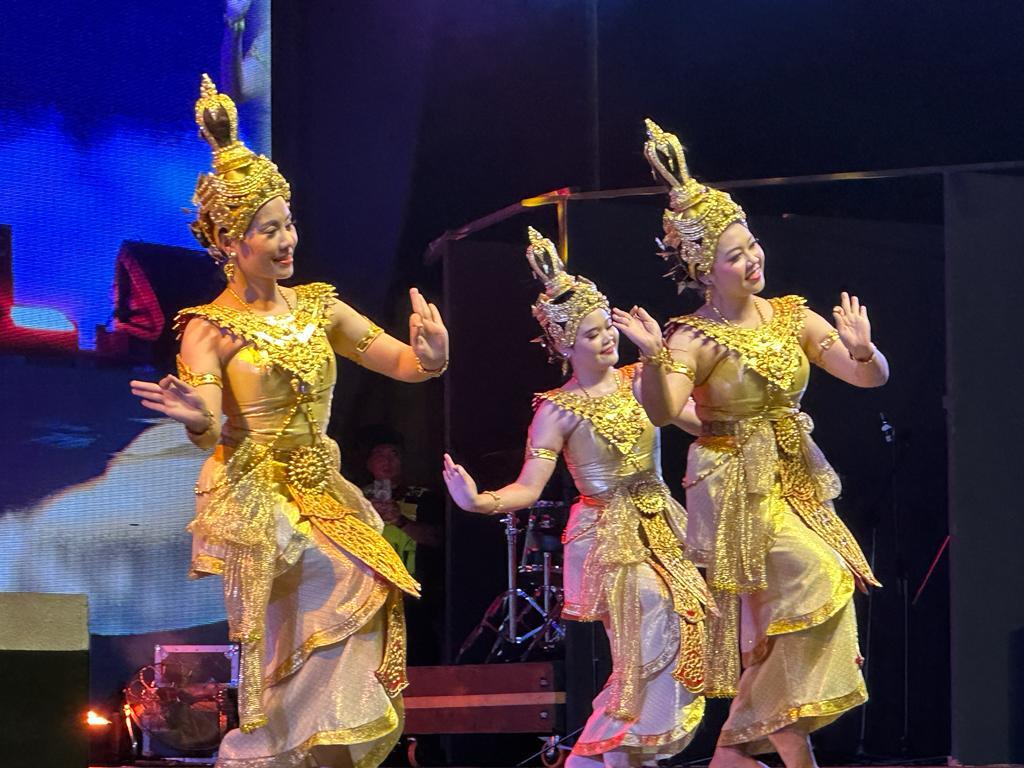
[0, 0, 271, 635]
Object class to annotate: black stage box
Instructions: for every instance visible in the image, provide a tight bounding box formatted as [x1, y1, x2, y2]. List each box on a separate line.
[0, 592, 89, 768]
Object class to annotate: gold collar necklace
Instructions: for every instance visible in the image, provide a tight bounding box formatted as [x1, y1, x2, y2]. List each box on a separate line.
[227, 283, 294, 315]
[710, 297, 766, 329]
[572, 369, 620, 398]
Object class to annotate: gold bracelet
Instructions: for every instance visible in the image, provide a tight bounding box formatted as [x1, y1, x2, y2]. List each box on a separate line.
[416, 356, 449, 377]
[481, 490, 503, 514]
[640, 347, 695, 381]
[850, 344, 877, 364]
[525, 444, 558, 462]
[185, 408, 215, 437]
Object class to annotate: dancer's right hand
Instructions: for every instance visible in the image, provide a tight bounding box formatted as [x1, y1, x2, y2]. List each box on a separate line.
[130, 375, 211, 433]
[442, 453, 482, 513]
[611, 305, 663, 357]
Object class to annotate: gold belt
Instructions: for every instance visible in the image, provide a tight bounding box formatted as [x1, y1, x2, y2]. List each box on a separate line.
[701, 420, 740, 437]
[701, 411, 801, 436]
[575, 474, 667, 515]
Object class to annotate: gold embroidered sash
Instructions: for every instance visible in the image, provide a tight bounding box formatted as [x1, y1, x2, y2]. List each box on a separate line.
[572, 475, 710, 720]
[688, 411, 880, 696]
[537, 365, 711, 718]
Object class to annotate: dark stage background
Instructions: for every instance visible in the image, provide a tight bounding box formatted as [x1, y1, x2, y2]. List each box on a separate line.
[270, 0, 1023, 487]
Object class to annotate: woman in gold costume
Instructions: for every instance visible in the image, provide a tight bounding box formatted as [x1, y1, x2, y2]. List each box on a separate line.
[130, 75, 449, 768]
[443, 228, 710, 768]
[611, 121, 889, 768]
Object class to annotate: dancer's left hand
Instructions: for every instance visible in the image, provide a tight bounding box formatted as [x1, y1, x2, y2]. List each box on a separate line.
[833, 292, 873, 359]
[409, 287, 449, 371]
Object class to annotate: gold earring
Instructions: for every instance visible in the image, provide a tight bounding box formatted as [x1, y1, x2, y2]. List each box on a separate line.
[223, 261, 236, 281]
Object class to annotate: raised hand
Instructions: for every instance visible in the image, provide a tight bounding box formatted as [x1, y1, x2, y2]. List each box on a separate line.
[833, 292, 874, 359]
[130, 375, 211, 433]
[611, 305, 663, 356]
[409, 287, 449, 371]
[442, 453, 482, 513]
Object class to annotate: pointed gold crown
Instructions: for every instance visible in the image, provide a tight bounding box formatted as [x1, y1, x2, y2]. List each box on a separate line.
[526, 226, 609, 362]
[190, 74, 290, 257]
[643, 118, 746, 290]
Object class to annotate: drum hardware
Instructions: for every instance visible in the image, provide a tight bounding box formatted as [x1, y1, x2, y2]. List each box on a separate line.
[457, 502, 567, 663]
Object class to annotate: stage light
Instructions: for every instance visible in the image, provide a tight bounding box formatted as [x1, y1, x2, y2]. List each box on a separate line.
[10, 305, 76, 332]
[86, 710, 112, 726]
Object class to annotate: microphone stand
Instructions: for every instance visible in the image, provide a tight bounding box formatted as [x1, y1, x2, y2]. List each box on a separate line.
[856, 412, 910, 759]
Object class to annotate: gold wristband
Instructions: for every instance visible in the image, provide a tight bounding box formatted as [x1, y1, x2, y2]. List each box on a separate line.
[416, 356, 449, 377]
[185, 408, 215, 437]
[850, 344, 877, 364]
[641, 347, 695, 381]
[526, 444, 558, 462]
[481, 490, 503, 514]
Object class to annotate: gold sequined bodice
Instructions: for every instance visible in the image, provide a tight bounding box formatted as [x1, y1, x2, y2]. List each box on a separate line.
[670, 296, 809, 423]
[176, 283, 337, 449]
[534, 365, 660, 497]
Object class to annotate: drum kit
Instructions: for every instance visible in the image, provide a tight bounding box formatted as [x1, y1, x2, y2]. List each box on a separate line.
[457, 500, 568, 663]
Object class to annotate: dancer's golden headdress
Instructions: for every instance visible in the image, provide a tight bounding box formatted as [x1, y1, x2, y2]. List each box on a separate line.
[526, 227, 609, 364]
[643, 119, 746, 291]
[190, 74, 290, 259]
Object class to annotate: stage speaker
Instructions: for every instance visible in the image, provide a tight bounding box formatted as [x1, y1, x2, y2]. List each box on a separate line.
[0, 593, 89, 768]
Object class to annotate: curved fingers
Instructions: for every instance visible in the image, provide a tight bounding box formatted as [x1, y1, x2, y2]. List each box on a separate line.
[409, 287, 430, 319]
[840, 291, 852, 315]
[427, 302, 443, 326]
[129, 380, 163, 394]
[633, 305, 657, 324]
[137, 399, 169, 415]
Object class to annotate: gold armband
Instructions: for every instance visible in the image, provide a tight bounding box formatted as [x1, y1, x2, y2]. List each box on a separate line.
[176, 355, 223, 389]
[354, 319, 384, 354]
[640, 347, 695, 381]
[526, 443, 558, 462]
[819, 330, 840, 352]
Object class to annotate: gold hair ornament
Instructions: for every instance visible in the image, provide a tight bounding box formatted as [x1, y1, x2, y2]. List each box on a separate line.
[643, 119, 747, 292]
[190, 74, 291, 260]
[525, 226, 609, 367]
